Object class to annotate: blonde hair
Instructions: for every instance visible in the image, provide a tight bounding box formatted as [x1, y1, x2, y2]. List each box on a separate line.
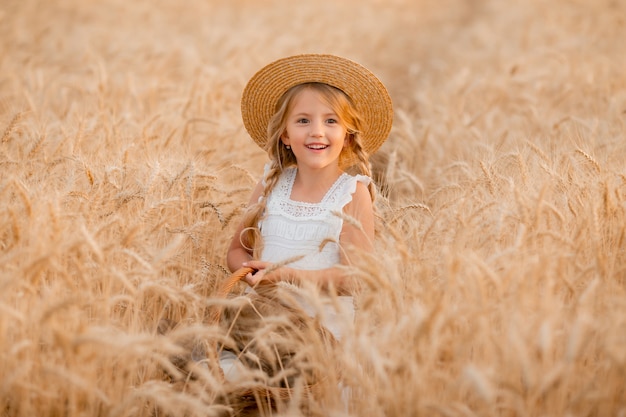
[241, 82, 375, 256]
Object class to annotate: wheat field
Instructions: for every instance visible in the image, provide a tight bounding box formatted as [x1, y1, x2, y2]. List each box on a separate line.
[1, 0, 625, 416]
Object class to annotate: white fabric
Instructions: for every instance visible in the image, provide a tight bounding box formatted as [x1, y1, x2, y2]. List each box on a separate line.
[260, 165, 371, 271]
[258, 165, 370, 340]
[219, 350, 245, 383]
[220, 166, 369, 382]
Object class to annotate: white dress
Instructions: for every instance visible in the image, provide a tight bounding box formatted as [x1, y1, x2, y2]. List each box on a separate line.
[258, 165, 370, 340]
[220, 166, 371, 382]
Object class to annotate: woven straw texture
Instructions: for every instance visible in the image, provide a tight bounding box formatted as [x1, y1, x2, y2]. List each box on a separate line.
[241, 54, 393, 157]
[211, 267, 338, 409]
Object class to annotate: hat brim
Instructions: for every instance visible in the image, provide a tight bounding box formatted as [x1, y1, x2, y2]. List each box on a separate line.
[241, 54, 393, 156]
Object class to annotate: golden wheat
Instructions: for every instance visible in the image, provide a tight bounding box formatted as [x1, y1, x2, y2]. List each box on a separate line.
[1, 0, 625, 416]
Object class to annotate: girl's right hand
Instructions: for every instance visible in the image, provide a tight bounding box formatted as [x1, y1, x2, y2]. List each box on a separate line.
[242, 260, 271, 286]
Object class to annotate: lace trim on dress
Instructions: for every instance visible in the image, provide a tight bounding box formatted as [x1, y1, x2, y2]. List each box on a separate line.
[264, 166, 372, 220]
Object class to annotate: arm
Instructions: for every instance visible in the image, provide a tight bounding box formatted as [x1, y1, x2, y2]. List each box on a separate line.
[244, 181, 375, 294]
[226, 180, 265, 273]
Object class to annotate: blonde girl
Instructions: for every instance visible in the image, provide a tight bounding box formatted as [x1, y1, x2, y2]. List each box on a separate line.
[225, 54, 393, 345]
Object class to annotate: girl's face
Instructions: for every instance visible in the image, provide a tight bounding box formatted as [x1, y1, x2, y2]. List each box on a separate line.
[281, 88, 348, 172]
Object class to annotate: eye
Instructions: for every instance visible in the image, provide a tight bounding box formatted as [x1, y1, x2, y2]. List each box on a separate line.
[296, 118, 309, 124]
[326, 118, 338, 124]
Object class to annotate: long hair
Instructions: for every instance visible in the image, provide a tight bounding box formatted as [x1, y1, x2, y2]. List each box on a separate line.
[240, 82, 375, 257]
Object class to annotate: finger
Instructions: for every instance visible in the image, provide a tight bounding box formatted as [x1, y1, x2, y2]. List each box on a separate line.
[243, 260, 268, 270]
[244, 273, 255, 286]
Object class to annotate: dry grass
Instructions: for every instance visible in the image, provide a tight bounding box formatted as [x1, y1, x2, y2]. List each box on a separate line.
[1, 0, 625, 415]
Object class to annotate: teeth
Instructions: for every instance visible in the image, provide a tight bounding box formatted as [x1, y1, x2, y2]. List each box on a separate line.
[307, 145, 327, 149]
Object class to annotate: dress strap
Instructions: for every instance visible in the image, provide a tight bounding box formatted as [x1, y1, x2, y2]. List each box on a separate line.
[263, 164, 296, 199]
[333, 174, 372, 210]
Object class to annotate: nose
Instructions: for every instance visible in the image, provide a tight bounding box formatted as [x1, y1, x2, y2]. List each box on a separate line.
[310, 120, 324, 137]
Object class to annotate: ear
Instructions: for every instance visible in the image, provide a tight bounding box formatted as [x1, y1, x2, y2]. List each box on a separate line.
[343, 132, 352, 148]
[281, 132, 290, 146]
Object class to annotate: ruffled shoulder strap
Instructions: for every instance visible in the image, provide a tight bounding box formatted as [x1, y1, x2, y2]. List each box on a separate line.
[331, 173, 372, 210]
[261, 162, 271, 187]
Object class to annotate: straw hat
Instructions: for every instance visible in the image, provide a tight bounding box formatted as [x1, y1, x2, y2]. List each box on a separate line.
[241, 54, 393, 156]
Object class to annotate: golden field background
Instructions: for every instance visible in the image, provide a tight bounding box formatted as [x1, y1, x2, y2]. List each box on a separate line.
[1, 0, 625, 415]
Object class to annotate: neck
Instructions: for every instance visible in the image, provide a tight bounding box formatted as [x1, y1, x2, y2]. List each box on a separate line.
[292, 165, 343, 202]
[298, 163, 342, 182]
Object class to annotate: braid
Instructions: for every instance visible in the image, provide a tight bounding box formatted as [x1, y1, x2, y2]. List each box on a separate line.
[240, 161, 283, 258]
[239, 86, 300, 258]
[347, 132, 376, 203]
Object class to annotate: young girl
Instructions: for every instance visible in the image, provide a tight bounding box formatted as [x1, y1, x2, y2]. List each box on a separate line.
[221, 53, 393, 380]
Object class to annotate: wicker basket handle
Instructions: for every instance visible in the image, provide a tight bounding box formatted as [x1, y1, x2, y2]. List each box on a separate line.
[217, 266, 255, 297]
[209, 266, 255, 325]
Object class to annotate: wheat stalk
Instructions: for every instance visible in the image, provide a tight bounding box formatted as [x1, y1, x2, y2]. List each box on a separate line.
[27, 132, 46, 158]
[575, 149, 601, 172]
[1, 112, 24, 143]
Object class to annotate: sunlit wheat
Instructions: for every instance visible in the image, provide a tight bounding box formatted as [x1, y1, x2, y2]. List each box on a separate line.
[1, 0, 625, 416]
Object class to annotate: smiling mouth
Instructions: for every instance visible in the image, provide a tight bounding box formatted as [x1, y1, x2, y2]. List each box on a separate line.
[306, 144, 328, 150]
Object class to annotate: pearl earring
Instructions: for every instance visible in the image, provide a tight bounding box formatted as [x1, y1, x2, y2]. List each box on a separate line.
[285, 145, 291, 150]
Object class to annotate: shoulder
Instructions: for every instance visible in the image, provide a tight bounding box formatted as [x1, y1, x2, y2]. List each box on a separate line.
[351, 180, 372, 203]
[340, 175, 375, 247]
[342, 175, 373, 215]
[260, 164, 294, 198]
[341, 173, 372, 201]
[247, 179, 265, 205]
[262, 163, 292, 184]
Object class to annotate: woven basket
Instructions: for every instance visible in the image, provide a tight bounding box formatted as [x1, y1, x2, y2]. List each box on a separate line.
[210, 267, 338, 410]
